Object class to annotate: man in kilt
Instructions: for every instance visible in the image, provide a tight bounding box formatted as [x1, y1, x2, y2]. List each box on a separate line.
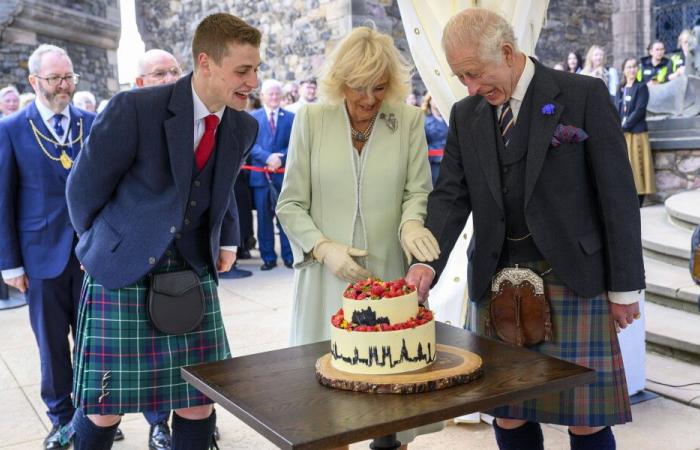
[66, 13, 260, 450]
[407, 8, 645, 450]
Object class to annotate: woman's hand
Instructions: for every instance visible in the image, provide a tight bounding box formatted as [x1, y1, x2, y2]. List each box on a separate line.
[400, 220, 440, 263]
[313, 238, 372, 283]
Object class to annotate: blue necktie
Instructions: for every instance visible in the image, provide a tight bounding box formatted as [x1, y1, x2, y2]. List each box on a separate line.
[52, 114, 65, 141]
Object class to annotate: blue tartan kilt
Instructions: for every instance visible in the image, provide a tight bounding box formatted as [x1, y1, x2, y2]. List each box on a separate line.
[72, 251, 230, 415]
[470, 261, 632, 427]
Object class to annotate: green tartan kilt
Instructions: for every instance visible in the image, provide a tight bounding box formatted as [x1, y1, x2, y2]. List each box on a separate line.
[470, 261, 632, 427]
[72, 252, 230, 415]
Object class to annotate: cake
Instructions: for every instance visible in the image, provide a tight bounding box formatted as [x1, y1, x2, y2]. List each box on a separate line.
[330, 278, 437, 375]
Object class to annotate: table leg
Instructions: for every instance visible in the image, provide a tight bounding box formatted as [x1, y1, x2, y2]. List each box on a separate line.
[369, 434, 401, 450]
[0, 280, 7, 300]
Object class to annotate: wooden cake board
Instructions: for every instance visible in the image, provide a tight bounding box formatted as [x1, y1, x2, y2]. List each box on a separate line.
[315, 344, 483, 394]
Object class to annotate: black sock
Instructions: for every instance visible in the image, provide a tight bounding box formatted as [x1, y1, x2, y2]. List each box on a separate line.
[72, 408, 119, 450]
[569, 426, 615, 450]
[493, 420, 544, 450]
[172, 409, 217, 450]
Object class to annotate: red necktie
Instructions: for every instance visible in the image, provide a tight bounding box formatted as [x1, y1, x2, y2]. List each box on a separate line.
[195, 114, 219, 171]
[269, 111, 276, 135]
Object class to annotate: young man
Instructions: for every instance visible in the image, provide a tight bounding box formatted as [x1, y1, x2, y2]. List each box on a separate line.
[66, 13, 260, 450]
[408, 8, 644, 450]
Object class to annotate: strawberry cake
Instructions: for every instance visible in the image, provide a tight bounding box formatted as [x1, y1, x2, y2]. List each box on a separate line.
[330, 278, 436, 375]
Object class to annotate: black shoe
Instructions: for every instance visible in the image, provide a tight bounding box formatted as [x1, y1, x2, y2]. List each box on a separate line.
[284, 260, 294, 268]
[244, 235, 257, 251]
[44, 425, 70, 450]
[237, 248, 252, 259]
[260, 261, 277, 271]
[148, 421, 171, 450]
[219, 266, 253, 279]
[114, 427, 125, 441]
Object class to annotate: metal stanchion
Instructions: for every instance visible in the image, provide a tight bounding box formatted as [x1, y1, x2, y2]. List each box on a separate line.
[0, 279, 27, 310]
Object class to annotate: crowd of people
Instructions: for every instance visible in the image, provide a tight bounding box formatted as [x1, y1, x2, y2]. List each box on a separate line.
[548, 32, 695, 206]
[0, 7, 661, 450]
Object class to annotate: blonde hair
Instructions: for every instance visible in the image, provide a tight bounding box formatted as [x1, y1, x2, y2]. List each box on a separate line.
[678, 29, 693, 50]
[442, 8, 518, 63]
[583, 45, 605, 72]
[318, 27, 410, 105]
[420, 93, 432, 115]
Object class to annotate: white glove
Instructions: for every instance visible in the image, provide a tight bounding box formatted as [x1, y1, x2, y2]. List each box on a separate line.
[400, 220, 440, 263]
[312, 238, 373, 283]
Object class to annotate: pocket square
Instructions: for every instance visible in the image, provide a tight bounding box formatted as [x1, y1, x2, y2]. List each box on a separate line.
[550, 124, 588, 148]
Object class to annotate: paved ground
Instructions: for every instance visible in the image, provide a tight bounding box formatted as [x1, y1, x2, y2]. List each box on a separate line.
[1, 252, 700, 449]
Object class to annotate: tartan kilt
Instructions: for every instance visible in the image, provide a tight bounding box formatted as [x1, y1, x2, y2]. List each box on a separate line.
[72, 252, 230, 415]
[470, 261, 632, 427]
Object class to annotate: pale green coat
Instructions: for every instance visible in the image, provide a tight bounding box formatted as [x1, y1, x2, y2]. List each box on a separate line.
[276, 101, 432, 346]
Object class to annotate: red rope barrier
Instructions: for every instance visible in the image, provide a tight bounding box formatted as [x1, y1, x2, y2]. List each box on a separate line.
[240, 165, 285, 174]
[428, 149, 444, 157]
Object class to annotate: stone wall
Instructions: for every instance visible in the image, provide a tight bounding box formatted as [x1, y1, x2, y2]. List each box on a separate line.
[0, 0, 120, 101]
[652, 149, 700, 201]
[536, 0, 616, 69]
[135, 0, 424, 92]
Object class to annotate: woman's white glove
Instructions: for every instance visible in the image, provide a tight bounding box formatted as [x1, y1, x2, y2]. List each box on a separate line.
[400, 220, 440, 263]
[312, 238, 373, 283]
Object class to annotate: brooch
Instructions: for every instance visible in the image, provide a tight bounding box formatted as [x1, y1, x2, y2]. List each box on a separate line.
[541, 103, 555, 116]
[379, 112, 397, 133]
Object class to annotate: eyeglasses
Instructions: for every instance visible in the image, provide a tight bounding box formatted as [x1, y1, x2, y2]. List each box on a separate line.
[34, 74, 80, 86]
[143, 67, 182, 79]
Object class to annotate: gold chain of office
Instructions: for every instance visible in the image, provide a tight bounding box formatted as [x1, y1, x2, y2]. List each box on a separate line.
[28, 119, 83, 170]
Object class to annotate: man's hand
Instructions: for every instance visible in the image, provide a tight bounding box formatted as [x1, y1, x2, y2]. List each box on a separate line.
[217, 249, 236, 273]
[4, 275, 29, 293]
[266, 153, 283, 171]
[609, 302, 640, 331]
[405, 265, 435, 304]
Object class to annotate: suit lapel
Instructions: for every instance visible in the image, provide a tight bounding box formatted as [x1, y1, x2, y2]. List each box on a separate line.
[164, 75, 195, 210]
[472, 98, 504, 212]
[67, 105, 85, 158]
[524, 62, 564, 208]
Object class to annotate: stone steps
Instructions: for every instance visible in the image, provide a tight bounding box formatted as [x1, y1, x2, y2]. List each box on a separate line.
[641, 205, 692, 266]
[640, 192, 700, 371]
[646, 352, 700, 408]
[644, 257, 700, 314]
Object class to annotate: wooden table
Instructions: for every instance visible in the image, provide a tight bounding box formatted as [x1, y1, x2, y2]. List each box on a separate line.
[182, 322, 596, 450]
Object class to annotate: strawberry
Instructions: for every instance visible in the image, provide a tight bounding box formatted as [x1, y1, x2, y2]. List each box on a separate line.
[370, 285, 385, 297]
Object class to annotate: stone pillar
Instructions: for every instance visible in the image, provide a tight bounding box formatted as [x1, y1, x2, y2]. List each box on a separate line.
[611, 0, 653, 71]
[0, 0, 121, 100]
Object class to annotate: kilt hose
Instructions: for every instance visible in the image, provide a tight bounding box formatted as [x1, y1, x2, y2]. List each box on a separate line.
[470, 261, 632, 427]
[73, 251, 230, 415]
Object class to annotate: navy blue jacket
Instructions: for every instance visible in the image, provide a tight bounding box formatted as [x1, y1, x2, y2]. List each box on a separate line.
[66, 74, 258, 289]
[617, 81, 648, 133]
[424, 113, 448, 164]
[0, 103, 95, 279]
[248, 107, 293, 187]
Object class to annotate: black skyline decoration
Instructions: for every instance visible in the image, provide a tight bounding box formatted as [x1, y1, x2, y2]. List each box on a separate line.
[331, 338, 435, 368]
[351, 307, 390, 326]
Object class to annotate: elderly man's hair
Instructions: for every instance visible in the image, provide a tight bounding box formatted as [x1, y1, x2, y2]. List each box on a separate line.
[28, 44, 71, 74]
[73, 91, 96, 107]
[261, 79, 282, 94]
[0, 85, 19, 99]
[138, 49, 179, 75]
[319, 26, 410, 105]
[442, 8, 518, 63]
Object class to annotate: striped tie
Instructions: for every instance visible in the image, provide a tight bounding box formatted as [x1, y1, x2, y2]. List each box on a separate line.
[498, 101, 514, 147]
